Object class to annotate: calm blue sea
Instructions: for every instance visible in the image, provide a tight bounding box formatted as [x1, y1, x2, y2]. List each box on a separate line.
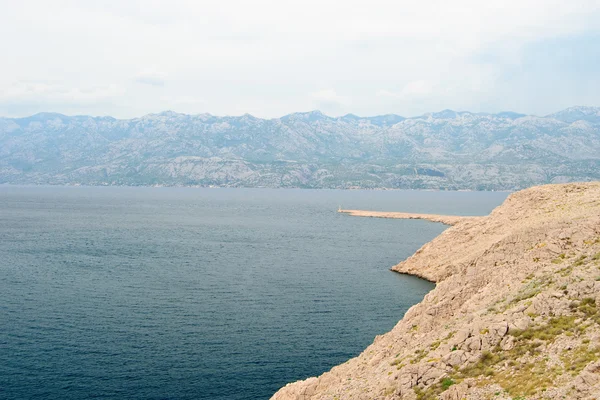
[0, 187, 507, 400]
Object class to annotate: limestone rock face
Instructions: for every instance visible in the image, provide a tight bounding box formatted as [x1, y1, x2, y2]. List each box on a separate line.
[272, 182, 600, 400]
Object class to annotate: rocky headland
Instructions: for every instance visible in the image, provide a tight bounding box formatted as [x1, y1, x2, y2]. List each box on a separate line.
[273, 182, 600, 400]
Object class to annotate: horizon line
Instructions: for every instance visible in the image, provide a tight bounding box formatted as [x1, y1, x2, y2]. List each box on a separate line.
[1, 105, 598, 122]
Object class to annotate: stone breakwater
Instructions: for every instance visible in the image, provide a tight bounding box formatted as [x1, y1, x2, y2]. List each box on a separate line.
[274, 182, 600, 400]
[337, 210, 475, 226]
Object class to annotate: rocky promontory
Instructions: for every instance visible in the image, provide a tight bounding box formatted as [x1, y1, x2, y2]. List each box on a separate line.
[273, 182, 600, 399]
[337, 210, 473, 226]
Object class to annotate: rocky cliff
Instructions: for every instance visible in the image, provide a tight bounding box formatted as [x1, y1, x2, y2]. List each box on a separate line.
[272, 182, 600, 400]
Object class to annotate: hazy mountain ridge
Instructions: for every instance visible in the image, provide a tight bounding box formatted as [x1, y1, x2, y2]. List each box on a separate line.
[1, 106, 599, 190]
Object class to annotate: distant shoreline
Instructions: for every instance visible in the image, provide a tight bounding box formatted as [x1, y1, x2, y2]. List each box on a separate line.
[0, 183, 513, 193]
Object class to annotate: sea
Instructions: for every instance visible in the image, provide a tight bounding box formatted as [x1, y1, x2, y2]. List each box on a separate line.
[0, 186, 508, 400]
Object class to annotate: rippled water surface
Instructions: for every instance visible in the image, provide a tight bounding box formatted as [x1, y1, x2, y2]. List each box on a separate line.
[0, 186, 508, 400]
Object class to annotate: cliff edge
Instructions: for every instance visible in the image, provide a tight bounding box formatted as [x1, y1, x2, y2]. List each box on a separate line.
[272, 182, 600, 400]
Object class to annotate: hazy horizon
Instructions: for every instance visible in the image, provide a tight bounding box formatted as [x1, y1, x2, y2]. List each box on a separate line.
[1, 105, 598, 121]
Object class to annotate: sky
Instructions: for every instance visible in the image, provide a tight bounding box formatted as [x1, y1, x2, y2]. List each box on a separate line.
[1, 0, 599, 119]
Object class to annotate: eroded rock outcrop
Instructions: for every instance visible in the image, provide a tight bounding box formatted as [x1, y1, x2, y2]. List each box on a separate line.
[272, 182, 600, 400]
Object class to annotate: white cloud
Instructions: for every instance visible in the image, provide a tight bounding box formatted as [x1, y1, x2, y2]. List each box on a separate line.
[0, 81, 124, 104]
[135, 69, 167, 87]
[0, 0, 599, 118]
[378, 80, 434, 99]
[310, 89, 351, 115]
[311, 89, 350, 106]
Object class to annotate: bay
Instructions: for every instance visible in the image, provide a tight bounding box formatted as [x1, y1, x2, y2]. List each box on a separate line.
[0, 186, 507, 399]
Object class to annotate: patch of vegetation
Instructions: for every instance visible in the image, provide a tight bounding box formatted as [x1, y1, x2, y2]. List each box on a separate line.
[558, 265, 574, 277]
[412, 377, 457, 400]
[390, 357, 404, 366]
[464, 350, 506, 377]
[410, 348, 429, 364]
[576, 297, 600, 324]
[413, 386, 428, 400]
[510, 286, 541, 304]
[409, 296, 600, 399]
[511, 274, 556, 307]
[383, 386, 396, 396]
[510, 315, 579, 342]
[573, 255, 587, 267]
[391, 354, 407, 370]
[441, 378, 455, 390]
[448, 299, 600, 396]
[561, 344, 600, 376]
[443, 312, 589, 398]
[491, 361, 555, 398]
[449, 347, 555, 398]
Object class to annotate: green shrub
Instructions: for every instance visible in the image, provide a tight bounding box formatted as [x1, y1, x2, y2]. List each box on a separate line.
[441, 378, 455, 390]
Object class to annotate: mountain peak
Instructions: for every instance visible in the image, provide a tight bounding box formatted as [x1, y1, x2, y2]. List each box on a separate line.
[547, 106, 600, 123]
[22, 112, 67, 120]
[424, 109, 464, 119]
[158, 110, 183, 117]
[339, 113, 361, 120]
[281, 110, 329, 122]
[141, 110, 185, 119]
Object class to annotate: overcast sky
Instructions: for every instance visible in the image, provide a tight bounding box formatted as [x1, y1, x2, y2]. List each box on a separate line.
[1, 0, 599, 118]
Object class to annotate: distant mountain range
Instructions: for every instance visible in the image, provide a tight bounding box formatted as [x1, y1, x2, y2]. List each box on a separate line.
[1, 106, 599, 190]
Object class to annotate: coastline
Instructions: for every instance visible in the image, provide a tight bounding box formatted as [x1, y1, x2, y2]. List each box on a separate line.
[337, 209, 476, 226]
[273, 182, 600, 399]
[338, 209, 472, 282]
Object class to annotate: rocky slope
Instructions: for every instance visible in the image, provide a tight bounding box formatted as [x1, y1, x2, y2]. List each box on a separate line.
[1, 107, 600, 190]
[272, 182, 600, 399]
